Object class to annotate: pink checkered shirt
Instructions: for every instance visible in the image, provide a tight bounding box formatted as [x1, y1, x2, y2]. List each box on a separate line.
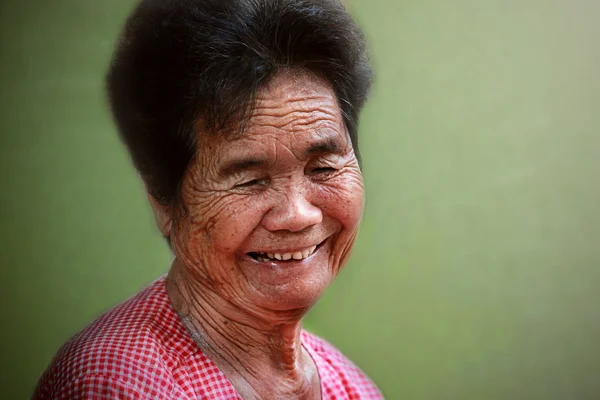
[33, 276, 383, 399]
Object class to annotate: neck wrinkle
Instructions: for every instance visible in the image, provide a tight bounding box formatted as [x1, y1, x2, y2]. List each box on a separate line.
[167, 259, 319, 399]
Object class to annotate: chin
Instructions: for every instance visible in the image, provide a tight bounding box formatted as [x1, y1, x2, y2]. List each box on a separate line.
[237, 238, 338, 313]
[248, 273, 333, 315]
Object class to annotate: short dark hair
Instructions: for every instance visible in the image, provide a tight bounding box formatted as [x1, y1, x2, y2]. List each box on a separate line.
[107, 0, 372, 207]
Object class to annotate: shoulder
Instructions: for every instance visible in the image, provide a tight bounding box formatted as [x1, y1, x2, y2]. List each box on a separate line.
[301, 330, 384, 399]
[36, 374, 144, 400]
[33, 276, 197, 399]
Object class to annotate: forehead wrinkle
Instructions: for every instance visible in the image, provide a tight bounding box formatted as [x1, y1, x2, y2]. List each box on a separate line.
[249, 110, 340, 131]
[249, 94, 342, 130]
[250, 102, 340, 125]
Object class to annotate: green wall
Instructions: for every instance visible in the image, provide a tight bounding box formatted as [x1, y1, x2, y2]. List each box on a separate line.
[1, 0, 599, 398]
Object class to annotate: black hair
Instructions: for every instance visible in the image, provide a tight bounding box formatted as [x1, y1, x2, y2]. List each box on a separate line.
[107, 0, 372, 207]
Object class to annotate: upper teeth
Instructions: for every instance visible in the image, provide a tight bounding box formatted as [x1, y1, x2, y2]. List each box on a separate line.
[255, 245, 317, 262]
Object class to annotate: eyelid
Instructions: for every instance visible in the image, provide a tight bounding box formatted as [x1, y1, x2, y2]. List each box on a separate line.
[308, 155, 342, 171]
[234, 176, 269, 189]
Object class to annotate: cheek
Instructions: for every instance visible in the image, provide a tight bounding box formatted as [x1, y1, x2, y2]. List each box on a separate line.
[317, 170, 365, 231]
[178, 190, 264, 256]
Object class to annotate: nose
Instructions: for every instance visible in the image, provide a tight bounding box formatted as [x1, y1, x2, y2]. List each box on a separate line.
[262, 189, 323, 233]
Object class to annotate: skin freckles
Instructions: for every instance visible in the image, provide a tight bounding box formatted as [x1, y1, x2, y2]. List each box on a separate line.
[154, 69, 364, 399]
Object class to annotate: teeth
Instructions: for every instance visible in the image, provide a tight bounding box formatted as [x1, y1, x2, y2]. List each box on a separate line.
[255, 245, 319, 262]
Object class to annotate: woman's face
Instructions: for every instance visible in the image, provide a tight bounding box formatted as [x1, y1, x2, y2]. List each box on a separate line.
[171, 71, 364, 315]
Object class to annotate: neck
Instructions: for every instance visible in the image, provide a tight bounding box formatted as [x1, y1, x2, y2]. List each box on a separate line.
[167, 259, 321, 399]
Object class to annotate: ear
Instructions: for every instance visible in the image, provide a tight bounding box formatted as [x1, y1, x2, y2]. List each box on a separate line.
[147, 193, 172, 237]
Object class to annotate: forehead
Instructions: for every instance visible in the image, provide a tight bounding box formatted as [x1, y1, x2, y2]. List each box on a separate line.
[252, 69, 341, 121]
[198, 70, 348, 159]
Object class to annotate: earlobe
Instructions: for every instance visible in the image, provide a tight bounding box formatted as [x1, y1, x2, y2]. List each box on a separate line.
[147, 193, 173, 237]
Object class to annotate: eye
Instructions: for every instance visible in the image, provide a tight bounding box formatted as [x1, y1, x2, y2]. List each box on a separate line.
[235, 177, 269, 189]
[309, 167, 337, 176]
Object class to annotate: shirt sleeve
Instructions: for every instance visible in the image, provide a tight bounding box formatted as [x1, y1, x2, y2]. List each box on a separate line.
[34, 374, 145, 400]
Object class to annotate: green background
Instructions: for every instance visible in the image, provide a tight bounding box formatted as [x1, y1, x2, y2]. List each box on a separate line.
[1, 0, 599, 398]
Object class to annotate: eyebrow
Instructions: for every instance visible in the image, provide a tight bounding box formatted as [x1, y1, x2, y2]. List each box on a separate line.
[305, 138, 342, 157]
[218, 158, 268, 177]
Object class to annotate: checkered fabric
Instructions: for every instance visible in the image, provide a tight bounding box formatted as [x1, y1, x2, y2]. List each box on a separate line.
[33, 276, 383, 399]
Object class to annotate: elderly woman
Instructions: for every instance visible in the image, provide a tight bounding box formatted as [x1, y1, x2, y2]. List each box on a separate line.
[34, 0, 380, 398]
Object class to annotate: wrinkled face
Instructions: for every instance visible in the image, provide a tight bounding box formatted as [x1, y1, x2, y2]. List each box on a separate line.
[170, 71, 364, 314]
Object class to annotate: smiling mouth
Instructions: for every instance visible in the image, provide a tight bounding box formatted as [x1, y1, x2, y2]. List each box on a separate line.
[247, 241, 325, 263]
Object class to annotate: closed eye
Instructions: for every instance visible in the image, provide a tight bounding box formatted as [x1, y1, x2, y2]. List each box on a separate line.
[310, 167, 336, 175]
[235, 177, 269, 188]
